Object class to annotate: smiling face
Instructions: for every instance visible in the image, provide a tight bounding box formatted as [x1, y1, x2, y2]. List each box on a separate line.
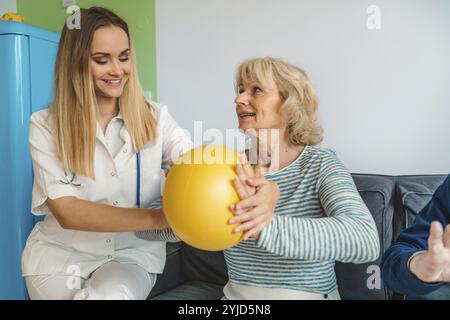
[235, 77, 285, 131]
[90, 26, 131, 100]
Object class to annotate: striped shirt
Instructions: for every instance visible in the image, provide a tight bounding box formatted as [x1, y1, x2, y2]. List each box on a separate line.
[224, 146, 380, 295]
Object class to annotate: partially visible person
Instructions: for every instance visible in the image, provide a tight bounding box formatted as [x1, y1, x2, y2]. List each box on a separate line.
[381, 174, 450, 298]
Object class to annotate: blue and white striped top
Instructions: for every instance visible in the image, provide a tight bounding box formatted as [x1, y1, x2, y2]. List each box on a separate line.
[224, 146, 380, 294]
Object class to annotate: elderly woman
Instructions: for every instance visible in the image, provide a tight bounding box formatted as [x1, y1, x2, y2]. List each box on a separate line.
[140, 57, 380, 300]
[222, 57, 380, 300]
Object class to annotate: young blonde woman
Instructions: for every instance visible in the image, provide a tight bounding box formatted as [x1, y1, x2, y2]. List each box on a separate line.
[222, 57, 381, 299]
[21, 7, 194, 300]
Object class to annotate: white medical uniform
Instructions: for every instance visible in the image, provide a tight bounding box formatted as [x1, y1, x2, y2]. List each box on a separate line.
[22, 102, 193, 300]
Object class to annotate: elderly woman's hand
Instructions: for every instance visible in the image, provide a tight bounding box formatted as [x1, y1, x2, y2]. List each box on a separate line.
[230, 154, 280, 241]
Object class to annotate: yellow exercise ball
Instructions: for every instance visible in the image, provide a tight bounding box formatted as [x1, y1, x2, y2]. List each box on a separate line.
[163, 145, 243, 251]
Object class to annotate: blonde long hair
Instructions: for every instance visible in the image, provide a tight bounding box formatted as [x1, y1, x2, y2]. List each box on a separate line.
[52, 7, 157, 179]
[235, 57, 323, 146]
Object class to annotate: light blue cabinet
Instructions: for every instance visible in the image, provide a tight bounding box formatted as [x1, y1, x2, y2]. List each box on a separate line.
[0, 21, 59, 300]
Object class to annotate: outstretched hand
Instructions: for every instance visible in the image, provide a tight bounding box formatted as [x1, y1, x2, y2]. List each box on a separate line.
[409, 221, 450, 283]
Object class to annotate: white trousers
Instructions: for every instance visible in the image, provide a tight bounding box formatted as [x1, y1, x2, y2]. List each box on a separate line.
[25, 261, 156, 300]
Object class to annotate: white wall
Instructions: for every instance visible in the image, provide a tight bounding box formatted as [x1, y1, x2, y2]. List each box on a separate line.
[156, 0, 450, 175]
[0, 0, 16, 16]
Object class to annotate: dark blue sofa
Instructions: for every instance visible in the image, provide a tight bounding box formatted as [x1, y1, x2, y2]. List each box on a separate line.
[148, 174, 449, 300]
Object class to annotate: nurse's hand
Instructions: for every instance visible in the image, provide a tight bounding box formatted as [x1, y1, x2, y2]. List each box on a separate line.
[151, 207, 170, 230]
[164, 160, 175, 177]
[164, 150, 186, 176]
[229, 154, 280, 241]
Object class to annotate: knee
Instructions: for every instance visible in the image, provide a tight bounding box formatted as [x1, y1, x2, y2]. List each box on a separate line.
[76, 282, 138, 300]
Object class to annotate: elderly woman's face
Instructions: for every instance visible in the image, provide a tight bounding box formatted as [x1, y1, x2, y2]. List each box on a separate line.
[235, 78, 284, 131]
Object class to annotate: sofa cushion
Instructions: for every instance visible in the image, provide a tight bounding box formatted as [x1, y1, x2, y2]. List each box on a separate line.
[181, 243, 228, 286]
[395, 175, 447, 234]
[148, 242, 184, 299]
[151, 281, 224, 300]
[334, 174, 396, 300]
[394, 175, 448, 300]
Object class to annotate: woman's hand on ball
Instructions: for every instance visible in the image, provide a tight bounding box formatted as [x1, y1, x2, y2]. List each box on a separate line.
[230, 176, 280, 241]
[233, 154, 257, 199]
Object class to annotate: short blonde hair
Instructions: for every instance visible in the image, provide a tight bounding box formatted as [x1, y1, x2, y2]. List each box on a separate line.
[235, 57, 323, 146]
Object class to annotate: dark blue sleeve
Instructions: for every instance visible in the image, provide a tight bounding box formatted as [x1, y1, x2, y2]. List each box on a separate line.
[380, 174, 450, 297]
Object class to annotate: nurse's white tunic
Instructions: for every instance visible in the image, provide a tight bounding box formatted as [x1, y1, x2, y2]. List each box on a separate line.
[22, 103, 193, 278]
